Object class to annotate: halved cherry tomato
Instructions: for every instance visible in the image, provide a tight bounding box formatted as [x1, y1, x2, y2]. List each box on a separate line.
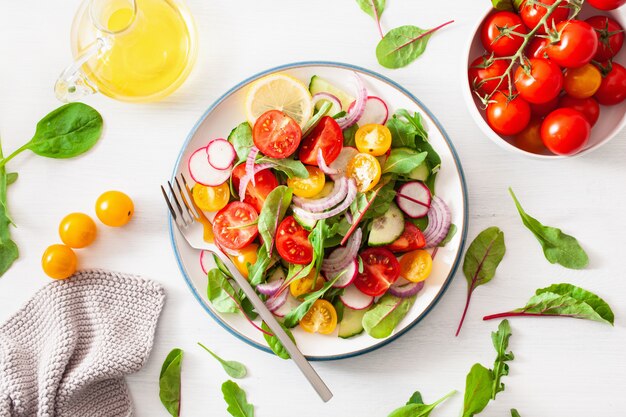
[564, 64, 602, 99]
[299, 116, 343, 165]
[541, 108, 591, 155]
[468, 55, 509, 95]
[213, 202, 259, 250]
[290, 269, 325, 297]
[559, 95, 600, 126]
[287, 166, 326, 198]
[387, 221, 426, 253]
[231, 163, 279, 213]
[276, 216, 313, 265]
[513, 117, 548, 154]
[586, 16, 624, 61]
[346, 153, 381, 192]
[354, 248, 400, 297]
[481, 11, 529, 57]
[230, 243, 258, 279]
[520, 0, 569, 34]
[486, 91, 531, 136]
[399, 249, 433, 283]
[546, 20, 598, 68]
[299, 299, 337, 335]
[594, 62, 626, 105]
[527, 37, 549, 59]
[530, 96, 559, 117]
[587, 0, 626, 10]
[252, 110, 302, 159]
[355, 124, 392, 156]
[192, 183, 230, 212]
[514, 58, 563, 104]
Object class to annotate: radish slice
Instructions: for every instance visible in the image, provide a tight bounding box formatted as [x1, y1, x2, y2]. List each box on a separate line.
[396, 181, 432, 218]
[206, 139, 235, 170]
[330, 258, 358, 288]
[188, 146, 232, 186]
[273, 294, 301, 318]
[388, 281, 425, 298]
[200, 250, 212, 274]
[340, 285, 374, 310]
[335, 73, 367, 129]
[329, 147, 359, 181]
[423, 196, 452, 248]
[348, 96, 389, 125]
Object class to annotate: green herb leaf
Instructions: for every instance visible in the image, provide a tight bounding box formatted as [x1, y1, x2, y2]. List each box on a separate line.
[159, 348, 183, 417]
[283, 274, 341, 328]
[511, 409, 522, 417]
[222, 380, 254, 417]
[382, 147, 428, 175]
[198, 342, 247, 378]
[308, 218, 327, 280]
[257, 156, 308, 179]
[261, 321, 296, 360]
[376, 22, 452, 69]
[388, 390, 456, 417]
[0, 142, 18, 277]
[257, 186, 292, 255]
[248, 244, 272, 286]
[362, 178, 397, 220]
[356, 0, 385, 20]
[363, 293, 416, 338]
[438, 223, 457, 247]
[456, 227, 506, 336]
[343, 123, 359, 147]
[207, 269, 239, 313]
[228, 122, 254, 163]
[509, 188, 588, 269]
[491, 320, 514, 399]
[303, 101, 332, 136]
[5, 173, 17, 186]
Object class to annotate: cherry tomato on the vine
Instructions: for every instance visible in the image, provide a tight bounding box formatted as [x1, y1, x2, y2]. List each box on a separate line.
[527, 37, 549, 59]
[594, 62, 626, 105]
[587, 0, 626, 10]
[586, 16, 624, 61]
[545, 20, 598, 68]
[541, 108, 591, 155]
[486, 91, 532, 136]
[468, 55, 509, 95]
[530, 96, 559, 117]
[481, 11, 529, 57]
[514, 58, 564, 104]
[520, 0, 570, 34]
[513, 117, 548, 154]
[563, 64, 602, 99]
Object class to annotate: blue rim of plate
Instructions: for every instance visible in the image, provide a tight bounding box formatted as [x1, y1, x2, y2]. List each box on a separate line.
[168, 61, 469, 361]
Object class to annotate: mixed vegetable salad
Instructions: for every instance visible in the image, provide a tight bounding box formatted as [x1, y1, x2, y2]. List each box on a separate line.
[188, 72, 455, 342]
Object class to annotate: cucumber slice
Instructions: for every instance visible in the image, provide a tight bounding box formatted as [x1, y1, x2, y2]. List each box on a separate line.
[338, 305, 369, 339]
[408, 162, 430, 182]
[293, 212, 317, 231]
[309, 75, 355, 111]
[368, 202, 405, 246]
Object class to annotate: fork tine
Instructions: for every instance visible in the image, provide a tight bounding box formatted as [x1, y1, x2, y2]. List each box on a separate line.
[175, 175, 199, 220]
[161, 185, 179, 223]
[168, 180, 190, 225]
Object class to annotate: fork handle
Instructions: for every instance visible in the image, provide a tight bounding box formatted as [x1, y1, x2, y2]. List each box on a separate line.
[210, 248, 333, 402]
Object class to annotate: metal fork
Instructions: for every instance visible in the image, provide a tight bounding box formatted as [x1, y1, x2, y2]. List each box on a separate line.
[161, 174, 333, 402]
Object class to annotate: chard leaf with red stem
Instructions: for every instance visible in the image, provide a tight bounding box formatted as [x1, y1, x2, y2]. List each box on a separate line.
[355, 0, 386, 38]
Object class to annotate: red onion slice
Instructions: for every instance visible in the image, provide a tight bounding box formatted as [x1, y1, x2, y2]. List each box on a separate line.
[322, 228, 362, 273]
[388, 280, 425, 298]
[335, 73, 367, 129]
[292, 177, 348, 212]
[292, 179, 357, 220]
[317, 149, 339, 175]
[246, 146, 259, 186]
[256, 278, 284, 296]
[423, 196, 452, 248]
[329, 147, 359, 181]
[253, 163, 274, 174]
[311, 92, 342, 115]
[265, 287, 288, 312]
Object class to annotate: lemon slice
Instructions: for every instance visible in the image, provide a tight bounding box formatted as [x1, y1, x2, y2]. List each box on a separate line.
[245, 73, 313, 129]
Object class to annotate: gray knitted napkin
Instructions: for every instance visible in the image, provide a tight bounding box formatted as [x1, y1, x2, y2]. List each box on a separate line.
[0, 269, 165, 417]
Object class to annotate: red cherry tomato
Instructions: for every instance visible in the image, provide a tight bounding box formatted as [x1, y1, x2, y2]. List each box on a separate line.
[513, 117, 549, 154]
[541, 108, 591, 155]
[586, 16, 624, 61]
[587, 0, 626, 10]
[299, 116, 343, 165]
[514, 58, 564, 104]
[253, 110, 302, 159]
[558, 96, 601, 126]
[354, 248, 400, 297]
[545, 20, 598, 68]
[276, 216, 313, 265]
[530, 96, 559, 117]
[486, 91, 532, 136]
[231, 163, 279, 213]
[481, 11, 529, 57]
[520, 0, 570, 34]
[468, 55, 509, 95]
[527, 37, 550, 59]
[213, 202, 259, 250]
[387, 222, 426, 253]
[594, 62, 626, 105]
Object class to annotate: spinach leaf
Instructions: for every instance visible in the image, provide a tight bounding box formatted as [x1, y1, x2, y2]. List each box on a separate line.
[213, 253, 234, 279]
[382, 148, 428, 175]
[343, 123, 359, 147]
[283, 274, 341, 328]
[261, 321, 296, 360]
[356, 0, 385, 20]
[222, 380, 254, 417]
[438, 223, 457, 247]
[257, 156, 308, 179]
[257, 186, 292, 255]
[159, 348, 183, 417]
[362, 294, 416, 339]
[407, 392, 424, 405]
[228, 122, 254, 163]
[388, 391, 456, 417]
[0, 142, 18, 277]
[5, 173, 17, 186]
[509, 188, 588, 269]
[206, 269, 239, 313]
[511, 409, 522, 417]
[247, 244, 272, 286]
[456, 227, 506, 336]
[198, 342, 247, 378]
[239, 292, 258, 321]
[308, 218, 327, 279]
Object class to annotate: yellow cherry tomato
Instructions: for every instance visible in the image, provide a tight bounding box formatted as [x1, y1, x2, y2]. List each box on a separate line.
[192, 183, 230, 212]
[355, 124, 392, 156]
[287, 166, 326, 198]
[95, 191, 134, 227]
[42, 244, 77, 280]
[58, 212, 97, 248]
[399, 249, 433, 283]
[346, 153, 381, 192]
[290, 270, 325, 298]
[564, 64, 602, 99]
[299, 299, 337, 335]
[312, 182, 334, 199]
[230, 244, 258, 279]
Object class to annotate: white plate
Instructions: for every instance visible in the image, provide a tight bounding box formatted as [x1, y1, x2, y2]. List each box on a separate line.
[169, 62, 468, 360]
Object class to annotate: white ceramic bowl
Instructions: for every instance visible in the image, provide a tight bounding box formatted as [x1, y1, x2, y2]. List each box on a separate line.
[462, 6, 626, 159]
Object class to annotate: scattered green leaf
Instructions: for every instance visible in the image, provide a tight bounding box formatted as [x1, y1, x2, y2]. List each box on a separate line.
[197, 342, 247, 379]
[222, 380, 254, 417]
[356, 0, 386, 20]
[159, 348, 183, 417]
[0, 142, 18, 277]
[388, 390, 456, 417]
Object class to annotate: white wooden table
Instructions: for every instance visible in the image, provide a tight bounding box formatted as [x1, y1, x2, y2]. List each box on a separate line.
[1, 1, 625, 415]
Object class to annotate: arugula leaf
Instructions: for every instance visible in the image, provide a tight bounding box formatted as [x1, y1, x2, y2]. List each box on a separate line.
[362, 178, 396, 220]
[511, 409, 522, 417]
[0, 142, 18, 277]
[257, 186, 292, 256]
[222, 380, 254, 417]
[356, 0, 385, 20]
[228, 122, 254, 163]
[509, 188, 588, 269]
[261, 321, 296, 360]
[257, 156, 308, 179]
[456, 227, 506, 336]
[388, 390, 456, 417]
[198, 342, 247, 378]
[396, 109, 429, 142]
[484, 283, 615, 325]
[247, 244, 273, 286]
[206, 269, 239, 313]
[343, 123, 359, 147]
[491, 319, 514, 398]
[283, 274, 341, 328]
[382, 147, 428, 175]
[159, 348, 183, 417]
[363, 294, 416, 339]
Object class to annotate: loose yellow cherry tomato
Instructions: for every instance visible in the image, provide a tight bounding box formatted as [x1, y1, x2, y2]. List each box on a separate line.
[42, 244, 77, 280]
[346, 153, 381, 192]
[299, 299, 337, 335]
[95, 191, 134, 227]
[355, 124, 392, 156]
[230, 243, 258, 279]
[287, 166, 326, 198]
[399, 249, 433, 283]
[192, 183, 230, 212]
[564, 64, 602, 99]
[58, 213, 97, 248]
[290, 270, 325, 297]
